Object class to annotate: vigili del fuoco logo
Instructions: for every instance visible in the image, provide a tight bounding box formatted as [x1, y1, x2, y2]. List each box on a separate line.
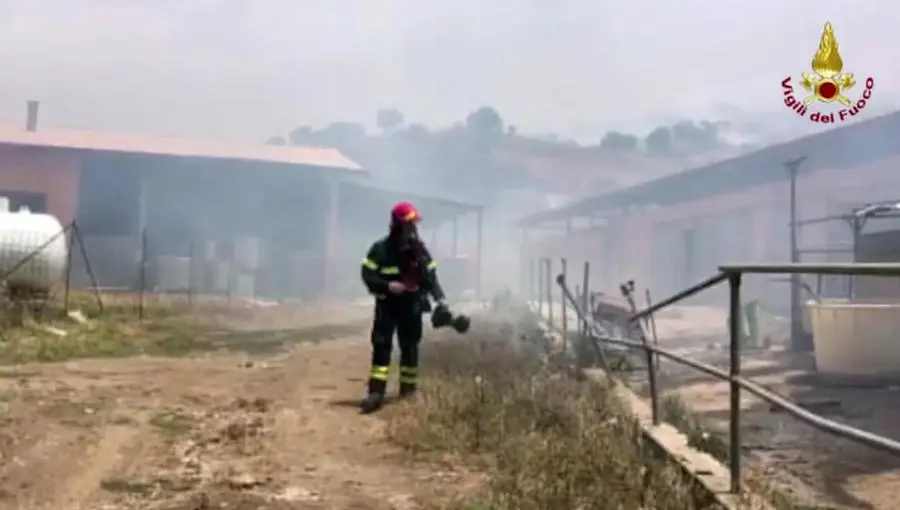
[781, 22, 874, 124]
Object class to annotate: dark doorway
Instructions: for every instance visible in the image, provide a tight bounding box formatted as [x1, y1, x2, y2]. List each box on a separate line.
[0, 190, 47, 213]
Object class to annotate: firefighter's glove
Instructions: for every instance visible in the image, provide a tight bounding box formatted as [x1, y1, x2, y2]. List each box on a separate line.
[431, 304, 453, 329]
[431, 304, 471, 334]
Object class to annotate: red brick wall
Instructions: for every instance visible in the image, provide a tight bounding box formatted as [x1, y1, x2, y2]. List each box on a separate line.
[0, 145, 82, 224]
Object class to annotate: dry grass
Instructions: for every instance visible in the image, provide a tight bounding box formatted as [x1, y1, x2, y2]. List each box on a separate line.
[0, 291, 206, 363]
[0, 290, 367, 365]
[384, 303, 824, 510]
[385, 310, 724, 510]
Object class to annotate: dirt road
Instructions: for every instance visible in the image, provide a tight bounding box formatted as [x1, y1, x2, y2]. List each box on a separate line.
[0, 325, 460, 509]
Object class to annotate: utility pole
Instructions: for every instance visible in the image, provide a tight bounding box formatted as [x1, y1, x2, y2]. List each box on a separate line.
[786, 155, 808, 352]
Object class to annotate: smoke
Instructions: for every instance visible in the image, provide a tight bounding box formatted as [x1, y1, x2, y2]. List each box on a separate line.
[0, 1, 893, 305]
[266, 106, 542, 299]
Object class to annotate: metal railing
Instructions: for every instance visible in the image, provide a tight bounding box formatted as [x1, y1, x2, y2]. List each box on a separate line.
[530, 257, 900, 495]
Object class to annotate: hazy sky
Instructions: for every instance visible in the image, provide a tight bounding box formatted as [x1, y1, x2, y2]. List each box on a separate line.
[0, 0, 894, 142]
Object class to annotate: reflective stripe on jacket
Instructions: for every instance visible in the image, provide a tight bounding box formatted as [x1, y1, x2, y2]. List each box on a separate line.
[360, 236, 444, 301]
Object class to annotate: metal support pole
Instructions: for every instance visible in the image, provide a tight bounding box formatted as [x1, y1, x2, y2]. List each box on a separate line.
[537, 258, 544, 317]
[63, 224, 75, 311]
[545, 258, 553, 329]
[645, 288, 660, 372]
[849, 216, 862, 298]
[560, 258, 568, 352]
[728, 271, 743, 494]
[581, 261, 590, 335]
[787, 156, 807, 352]
[475, 208, 484, 302]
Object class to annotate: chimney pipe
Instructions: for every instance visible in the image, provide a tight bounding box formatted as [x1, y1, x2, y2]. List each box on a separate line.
[26, 101, 39, 132]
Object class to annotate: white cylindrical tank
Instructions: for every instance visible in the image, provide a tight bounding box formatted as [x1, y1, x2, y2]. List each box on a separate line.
[157, 256, 191, 292]
[0, 208, 68, 293]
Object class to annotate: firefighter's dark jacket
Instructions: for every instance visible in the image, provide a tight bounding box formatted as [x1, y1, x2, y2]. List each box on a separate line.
[361, 236, 446, 303]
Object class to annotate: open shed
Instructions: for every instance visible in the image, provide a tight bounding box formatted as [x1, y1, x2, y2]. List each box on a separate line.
[0, 117, 363, 301]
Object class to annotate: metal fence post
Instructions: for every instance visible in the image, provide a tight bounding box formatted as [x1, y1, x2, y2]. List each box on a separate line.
[645, 288, 660, 372]
[575, 284, 582, 336]
[545, 258, 553, 329]
[560, 258, 568, 352]
[581, 260, 592, 335]
[581, 261, 590, 334]
[63, 223, 75, 312]
[622, 280, 660, 425]
[728, 271, 743, 494]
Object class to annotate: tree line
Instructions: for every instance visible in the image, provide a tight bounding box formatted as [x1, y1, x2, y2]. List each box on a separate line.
[264, 107, 747, 200]
[266, 106, 505, 150]
[267, 106, 739, 158]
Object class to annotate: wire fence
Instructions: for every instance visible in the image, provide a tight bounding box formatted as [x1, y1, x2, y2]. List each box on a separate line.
[527, 256, 900, 495]
[0, 222, 356, 323]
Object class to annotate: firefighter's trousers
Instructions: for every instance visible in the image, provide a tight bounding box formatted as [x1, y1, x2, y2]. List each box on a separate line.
[367, 299, 422, 396]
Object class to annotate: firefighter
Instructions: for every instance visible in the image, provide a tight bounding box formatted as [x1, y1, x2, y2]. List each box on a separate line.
[359, 201, 446, 414]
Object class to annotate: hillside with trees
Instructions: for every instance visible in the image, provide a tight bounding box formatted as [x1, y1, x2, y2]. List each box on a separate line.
[267, 106, 757, 201]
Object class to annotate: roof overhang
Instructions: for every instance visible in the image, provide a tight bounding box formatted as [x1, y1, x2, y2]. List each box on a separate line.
[337, 177, 483, 231]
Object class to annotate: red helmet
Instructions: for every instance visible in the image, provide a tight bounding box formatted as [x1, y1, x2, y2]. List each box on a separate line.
[390, 202, 421, 224]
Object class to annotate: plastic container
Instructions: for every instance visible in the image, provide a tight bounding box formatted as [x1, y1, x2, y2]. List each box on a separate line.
[807, 298, 900, 377]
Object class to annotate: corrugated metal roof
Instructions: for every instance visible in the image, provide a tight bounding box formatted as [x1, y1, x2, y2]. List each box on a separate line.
[0, 124, 363, 171]
[517, 110, 900, 227]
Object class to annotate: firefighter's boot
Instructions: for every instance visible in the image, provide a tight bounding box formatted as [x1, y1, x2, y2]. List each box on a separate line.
[398, 366, 418, 400]
[359, 392, 385, 414]
[360, 378, 387, 414]
[399, 382, 417, 400]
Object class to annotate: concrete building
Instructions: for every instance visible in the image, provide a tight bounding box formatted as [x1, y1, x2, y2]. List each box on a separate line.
[0, 103, 481, 301]
[518, 110, 900, 309]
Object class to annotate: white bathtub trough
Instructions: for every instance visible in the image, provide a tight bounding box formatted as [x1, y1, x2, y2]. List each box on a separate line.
[807, 299, 900, 379]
